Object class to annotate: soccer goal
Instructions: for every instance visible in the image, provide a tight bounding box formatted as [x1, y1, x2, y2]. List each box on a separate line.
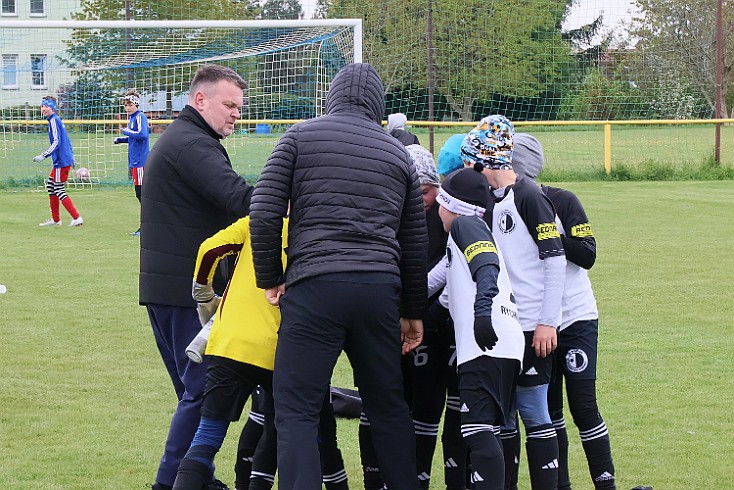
[0, 19, 362, 188]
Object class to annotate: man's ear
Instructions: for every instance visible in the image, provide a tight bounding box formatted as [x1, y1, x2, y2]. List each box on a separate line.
[192, 90, 206, 110]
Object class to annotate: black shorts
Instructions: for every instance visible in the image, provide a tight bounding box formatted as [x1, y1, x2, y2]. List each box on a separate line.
[201, 356, 273, 421]
[518, 331, 553, 387]
[457, 357, 520, 427]
[555, 319, 598, 380]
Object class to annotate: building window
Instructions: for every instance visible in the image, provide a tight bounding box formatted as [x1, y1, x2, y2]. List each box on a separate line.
[31, 54, 46, 89]
[30, 0, 44, 16]
[1, 0, 17, 16]
[3, 54, 18, 89]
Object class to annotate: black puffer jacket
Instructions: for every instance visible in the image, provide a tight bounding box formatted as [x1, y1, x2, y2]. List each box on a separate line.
[139, 105, 253, 307]
[249, 63, 428, 318]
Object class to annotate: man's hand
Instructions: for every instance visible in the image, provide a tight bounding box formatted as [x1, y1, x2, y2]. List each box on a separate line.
[113, 137, 124, 144]
[265, 284, 285, 307]
[474, 316, 498, 352]
[401, 318, 424, 354]
[532, 324, 557, 358]
[33, 155, 44, 163]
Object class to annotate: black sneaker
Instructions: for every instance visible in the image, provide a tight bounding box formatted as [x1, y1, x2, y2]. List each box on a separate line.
[206, 479, 230, 490]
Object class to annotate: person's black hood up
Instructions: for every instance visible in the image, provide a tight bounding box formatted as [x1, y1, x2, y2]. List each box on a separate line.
[325, 63, 385, 124]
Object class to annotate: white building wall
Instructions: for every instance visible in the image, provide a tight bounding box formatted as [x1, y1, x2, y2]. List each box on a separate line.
[0, 0, 79, 110]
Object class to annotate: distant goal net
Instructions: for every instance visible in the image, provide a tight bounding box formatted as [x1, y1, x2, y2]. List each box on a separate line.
[0, 19, 362, 188]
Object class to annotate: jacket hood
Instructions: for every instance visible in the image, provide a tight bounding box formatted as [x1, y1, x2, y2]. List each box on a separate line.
[325, 63, 385, 124]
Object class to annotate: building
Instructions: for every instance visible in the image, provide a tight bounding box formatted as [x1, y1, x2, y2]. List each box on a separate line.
[1, 0, 78, 110]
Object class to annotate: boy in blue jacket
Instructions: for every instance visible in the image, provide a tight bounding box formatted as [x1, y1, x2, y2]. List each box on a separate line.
[35, 95, 83, 227]
[114, 89, 150, 236]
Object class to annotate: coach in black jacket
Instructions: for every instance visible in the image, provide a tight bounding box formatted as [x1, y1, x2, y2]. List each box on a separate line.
[139, 64, 253, 490]
[249, 63, 428, 490]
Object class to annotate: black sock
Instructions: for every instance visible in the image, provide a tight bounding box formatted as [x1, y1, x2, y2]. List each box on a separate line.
[359, 415, 384, 490]
[234, 416, 264, 488]
[172, 459, 210, 490]
[442, 401, 468, 490]
[500, 428, 520, 490]
[525, 424, 559, 490]
[415, 419, 440, 488]
[464, 429, 504, 490]
[580, 423, 615, 489]
[553, 417, 571, 489]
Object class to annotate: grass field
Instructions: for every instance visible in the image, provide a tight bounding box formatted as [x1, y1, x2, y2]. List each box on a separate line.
[1, 182, 733, 489]
[2, 124, 733, 188]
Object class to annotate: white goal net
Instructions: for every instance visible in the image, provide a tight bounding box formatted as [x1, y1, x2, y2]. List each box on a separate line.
[0, 19, 362, 188]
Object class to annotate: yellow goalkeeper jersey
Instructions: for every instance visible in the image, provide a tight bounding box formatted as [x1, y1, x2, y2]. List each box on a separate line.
[193, 216, 287, 370]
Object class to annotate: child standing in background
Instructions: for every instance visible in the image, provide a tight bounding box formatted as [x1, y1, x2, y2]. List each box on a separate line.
[35, 95, 83, 227]
[114, 89, 150, 236]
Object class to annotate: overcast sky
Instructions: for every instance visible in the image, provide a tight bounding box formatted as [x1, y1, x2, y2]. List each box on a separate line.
[563, 0, 640, 30]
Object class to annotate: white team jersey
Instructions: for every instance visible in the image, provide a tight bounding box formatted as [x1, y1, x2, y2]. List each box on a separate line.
[555, 219, 598, 330]
[431, 217, 524, 366]
[488, 178, 565, 331]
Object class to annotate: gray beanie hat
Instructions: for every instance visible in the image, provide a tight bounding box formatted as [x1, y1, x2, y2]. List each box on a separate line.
[512, 133, 545, 181]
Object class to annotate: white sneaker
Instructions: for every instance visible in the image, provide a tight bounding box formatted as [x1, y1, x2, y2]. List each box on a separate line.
[39, 219, 62, 227]
[69, 216, 84, 227]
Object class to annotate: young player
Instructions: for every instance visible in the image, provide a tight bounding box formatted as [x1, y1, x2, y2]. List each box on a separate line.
[461, 115, 565, 489]
[113, 89, 150, 236]
[512, 132, 617, 489]
[428, 167, 524, 490]
[357, 144, 459, 490]
[172, 216, 348, 490]
[35, 96, 83, 227]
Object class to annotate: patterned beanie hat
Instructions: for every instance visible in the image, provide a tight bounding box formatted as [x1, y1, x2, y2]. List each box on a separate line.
[406, 144, 440, 187]
[460, 114, 514, 170]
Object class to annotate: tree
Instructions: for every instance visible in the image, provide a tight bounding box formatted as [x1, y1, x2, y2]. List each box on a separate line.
[260, 0, 303, 20]
[628, 0, 734, 118]
[62, 0, 261, 117]
[321, 0, 575, 121]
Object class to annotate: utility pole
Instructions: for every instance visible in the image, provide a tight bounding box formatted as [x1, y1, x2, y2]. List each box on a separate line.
[714, 0, 723, 164]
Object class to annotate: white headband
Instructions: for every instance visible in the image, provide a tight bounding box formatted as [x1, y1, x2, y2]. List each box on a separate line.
[437, 188, 486, 217]
[123, 94, 140, 106]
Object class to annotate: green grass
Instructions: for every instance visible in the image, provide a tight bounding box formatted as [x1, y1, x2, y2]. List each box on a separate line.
[2, 124, 733, 188]
[1, 182, 733, 489]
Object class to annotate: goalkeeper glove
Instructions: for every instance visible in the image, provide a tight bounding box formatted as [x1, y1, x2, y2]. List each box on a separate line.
[113, 137, 124, 144]
[474, 316, 498, 352]
[33, 155, 45, 163]
[192, 281, 221, 326]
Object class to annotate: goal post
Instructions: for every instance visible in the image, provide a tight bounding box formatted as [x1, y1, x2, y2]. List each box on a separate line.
[0, 19, 362, 188]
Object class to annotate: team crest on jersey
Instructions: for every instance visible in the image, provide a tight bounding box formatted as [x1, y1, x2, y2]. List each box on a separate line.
[497, 210, 516, 234]
[566, 348, 589, 373]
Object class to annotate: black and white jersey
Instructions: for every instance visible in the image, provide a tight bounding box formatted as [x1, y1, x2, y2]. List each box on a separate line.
[542, 186, 598, 330]
[486, 177, 565, 332]
[429, 215, 524, 366]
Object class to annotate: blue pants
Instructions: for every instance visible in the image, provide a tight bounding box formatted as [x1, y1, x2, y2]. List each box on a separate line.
[147, 304, 208, 487]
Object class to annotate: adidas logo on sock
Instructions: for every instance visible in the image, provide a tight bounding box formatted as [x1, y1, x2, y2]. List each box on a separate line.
[470, 471, 484, 482]
[445, 458, 459, 468]
[541, 459, 559, 470]
[460, 403, 469, 412]
[525, 366, 539, 375]
[595, 471, 615, 481]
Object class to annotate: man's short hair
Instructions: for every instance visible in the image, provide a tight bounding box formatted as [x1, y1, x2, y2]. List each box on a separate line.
[123, 89, 141, 98]
[190, 64, 246, 95]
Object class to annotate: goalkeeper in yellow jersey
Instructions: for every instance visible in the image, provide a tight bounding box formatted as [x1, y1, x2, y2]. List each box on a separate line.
[173, 216, 349, 490]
